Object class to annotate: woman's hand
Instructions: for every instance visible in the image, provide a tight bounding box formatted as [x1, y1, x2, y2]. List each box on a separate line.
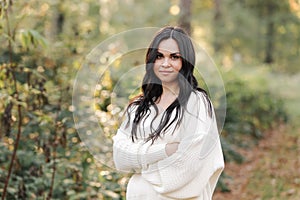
[165, 142, 179, 156]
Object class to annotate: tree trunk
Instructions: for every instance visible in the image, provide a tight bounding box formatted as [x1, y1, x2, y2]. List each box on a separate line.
[264, 3, 275, 63]
[213, 0, 222, 52]
[178, 0, 192, 35]
[265, 20, 274, 63]
[45, 3, 65, 40]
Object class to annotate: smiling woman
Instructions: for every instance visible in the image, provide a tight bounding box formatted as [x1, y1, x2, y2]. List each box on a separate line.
[154, 39, 182, 86]
[112, 26, 224, 200]
[153, 38, 182, 111]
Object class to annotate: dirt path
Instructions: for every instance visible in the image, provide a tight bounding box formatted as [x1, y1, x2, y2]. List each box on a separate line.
[213, 125, 300, 200]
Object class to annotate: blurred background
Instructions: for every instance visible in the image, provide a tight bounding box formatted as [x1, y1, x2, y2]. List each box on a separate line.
[0, 0, 299, 199]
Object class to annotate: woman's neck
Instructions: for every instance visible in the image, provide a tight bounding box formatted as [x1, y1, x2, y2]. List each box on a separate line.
[161, 82, 180, 97]
[155, 83, 180, 110]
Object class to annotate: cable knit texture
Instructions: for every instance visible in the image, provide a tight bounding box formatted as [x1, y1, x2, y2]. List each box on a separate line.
[113, 91, 224, 199]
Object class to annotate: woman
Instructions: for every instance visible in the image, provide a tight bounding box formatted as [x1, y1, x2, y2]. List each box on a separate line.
[113, 26, 224, 200]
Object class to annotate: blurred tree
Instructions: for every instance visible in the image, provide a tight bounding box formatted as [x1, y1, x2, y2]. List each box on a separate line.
[179, 0, 192, 35]
[265, 1, 276, 63]
[49, 2, 65, 38]
[213, 0, 222, 51]
[204, 0, 300, 72]
[245, 0, 284, 63]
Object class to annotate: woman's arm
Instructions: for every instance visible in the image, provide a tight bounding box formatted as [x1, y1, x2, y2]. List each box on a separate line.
[112, 127, 168, 172]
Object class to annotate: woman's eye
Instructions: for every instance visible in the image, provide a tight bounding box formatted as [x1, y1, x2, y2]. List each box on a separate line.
[171, 55, 180, 60]
[156, 54, 163, 59]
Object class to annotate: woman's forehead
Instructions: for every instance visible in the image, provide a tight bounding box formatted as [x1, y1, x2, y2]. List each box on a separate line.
[157, 38, 180, 53]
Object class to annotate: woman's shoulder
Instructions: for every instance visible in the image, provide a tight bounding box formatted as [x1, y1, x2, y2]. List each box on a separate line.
[189, 89, 210, 104]
[126, 96, 143, 111]
[186, 89, 213, 118]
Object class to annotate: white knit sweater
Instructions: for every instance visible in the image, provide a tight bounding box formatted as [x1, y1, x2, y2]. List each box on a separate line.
[113, 91, 224, 199]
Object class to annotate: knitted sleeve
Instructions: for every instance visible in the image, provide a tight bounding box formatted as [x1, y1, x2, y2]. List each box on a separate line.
[112, 105, 168, 172]
[141, 91, 224, 199]
[112, 128, 168, 172]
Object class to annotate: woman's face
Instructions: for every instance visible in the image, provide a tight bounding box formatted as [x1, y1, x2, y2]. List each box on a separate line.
[153, 38, 182, 86]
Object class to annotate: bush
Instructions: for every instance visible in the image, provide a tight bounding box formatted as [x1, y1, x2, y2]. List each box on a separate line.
[222, 72, 288, 148]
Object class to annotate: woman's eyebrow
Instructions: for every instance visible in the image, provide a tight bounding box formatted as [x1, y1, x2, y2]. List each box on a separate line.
[157, 51, 181, 55]
[170, 52, 181, 56]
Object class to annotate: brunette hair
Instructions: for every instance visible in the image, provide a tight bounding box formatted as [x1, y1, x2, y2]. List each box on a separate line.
[127, 26, 212, 143]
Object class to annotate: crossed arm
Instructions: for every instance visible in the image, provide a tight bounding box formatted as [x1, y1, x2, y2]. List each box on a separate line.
[112, 128, 179, 172]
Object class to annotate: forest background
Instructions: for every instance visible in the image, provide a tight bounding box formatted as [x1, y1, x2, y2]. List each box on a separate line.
[0, 0, 299, 199]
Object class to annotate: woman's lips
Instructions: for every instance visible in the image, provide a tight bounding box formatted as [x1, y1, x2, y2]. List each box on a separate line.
[159, 70, 173, 75]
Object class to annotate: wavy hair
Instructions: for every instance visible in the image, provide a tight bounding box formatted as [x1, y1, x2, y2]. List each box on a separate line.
[126, 26, 212, 143]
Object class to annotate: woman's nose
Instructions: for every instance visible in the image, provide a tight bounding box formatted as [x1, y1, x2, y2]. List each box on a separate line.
[162, 58, 170, 67]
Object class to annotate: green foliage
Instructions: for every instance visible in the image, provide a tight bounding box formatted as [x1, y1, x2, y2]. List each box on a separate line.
[226, 80, 282, 135]
[209, 0, 300, 73]
[0, 0, 294, 199]
[220, 68, 288, 160]
[19, 29, 48, 50]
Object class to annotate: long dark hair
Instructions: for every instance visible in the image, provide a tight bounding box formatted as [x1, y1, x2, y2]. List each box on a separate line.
[126, 26, 212, 143]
